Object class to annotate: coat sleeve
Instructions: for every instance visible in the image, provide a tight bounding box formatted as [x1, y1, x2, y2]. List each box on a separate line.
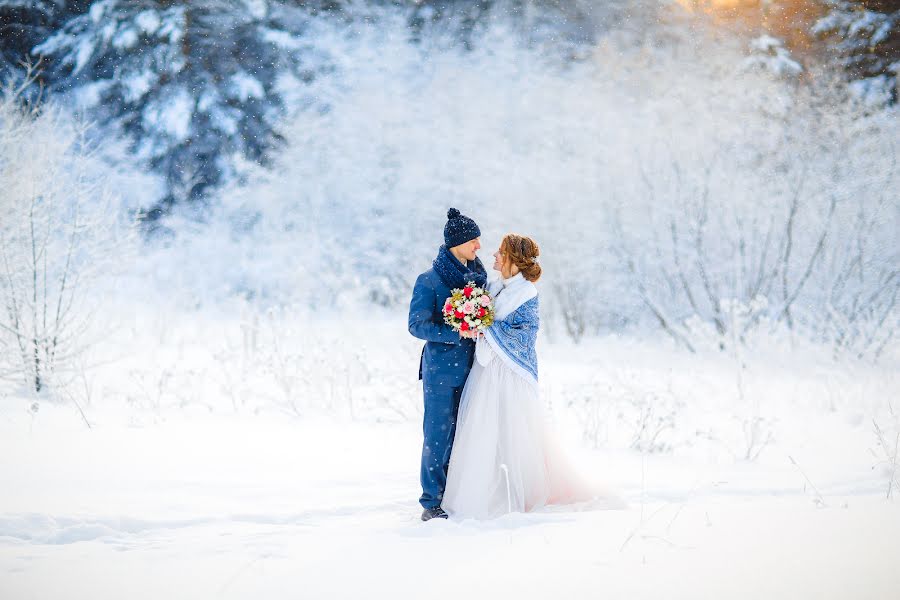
[408, 274, 461, 345]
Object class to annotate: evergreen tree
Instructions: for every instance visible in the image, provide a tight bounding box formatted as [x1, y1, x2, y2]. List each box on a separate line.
[0, 1, 66, 78]
[33, 0, 321, 218]
[814, 0, 900, 102]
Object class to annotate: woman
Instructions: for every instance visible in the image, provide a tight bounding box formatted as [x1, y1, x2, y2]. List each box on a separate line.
[442, 234, 622, 519]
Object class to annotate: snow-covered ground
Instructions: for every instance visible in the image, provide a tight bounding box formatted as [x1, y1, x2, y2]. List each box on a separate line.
[1, 307, 898, 599]
[1, 409, 898, 599]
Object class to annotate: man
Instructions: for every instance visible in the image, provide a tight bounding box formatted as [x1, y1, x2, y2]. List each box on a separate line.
[408, 208, 487, 521]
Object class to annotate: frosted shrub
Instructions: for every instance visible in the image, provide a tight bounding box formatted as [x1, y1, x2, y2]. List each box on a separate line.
[616, 85, 898, 359]
[871, 401, 900, 499]
[194, 305, 423, 420]
[622, 389, 683, 454]
[0, 66, 134, 395]
[564, 380, 612, 449]
[567, 369, 684, 454]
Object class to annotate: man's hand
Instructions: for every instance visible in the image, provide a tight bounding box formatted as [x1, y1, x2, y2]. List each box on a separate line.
[459, 329, 479, 340]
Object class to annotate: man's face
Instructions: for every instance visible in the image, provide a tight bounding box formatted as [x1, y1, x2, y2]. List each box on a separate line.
[454, 237, 481, 262]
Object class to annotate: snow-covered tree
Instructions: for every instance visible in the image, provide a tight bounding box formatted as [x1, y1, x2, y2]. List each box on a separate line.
[33, 0, 325, 219]
[813, 0, 900, 104]
[407, 0, 608, 49]
[743, 34, 803, 77]
[0, 1, 73, 80]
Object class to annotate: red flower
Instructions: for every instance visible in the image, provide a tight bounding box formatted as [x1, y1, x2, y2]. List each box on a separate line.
[463, 286, 473, 298]
[477, 307, 486, 318]
[443, 302, 452, 314]
[460, 321, 470, 331]
[454, 310, 464, 319]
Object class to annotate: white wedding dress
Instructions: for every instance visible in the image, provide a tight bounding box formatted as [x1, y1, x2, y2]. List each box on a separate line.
[442, 274, 622, 520]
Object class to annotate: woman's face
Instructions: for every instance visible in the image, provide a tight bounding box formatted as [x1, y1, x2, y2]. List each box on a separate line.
[493, 246, 516, 278]
[492, 247, 504, 272]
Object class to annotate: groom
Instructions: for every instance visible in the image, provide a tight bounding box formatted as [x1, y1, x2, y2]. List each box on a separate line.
[408, 208, 487, 521]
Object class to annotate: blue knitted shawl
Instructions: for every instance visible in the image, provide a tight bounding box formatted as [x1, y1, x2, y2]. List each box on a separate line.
[485, 296, 540, 387]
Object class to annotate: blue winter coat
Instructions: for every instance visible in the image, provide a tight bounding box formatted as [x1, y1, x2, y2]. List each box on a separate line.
[408, 268, 475, 387]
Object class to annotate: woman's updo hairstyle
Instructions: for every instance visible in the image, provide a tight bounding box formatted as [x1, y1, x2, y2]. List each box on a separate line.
[501, 234, 542, 282]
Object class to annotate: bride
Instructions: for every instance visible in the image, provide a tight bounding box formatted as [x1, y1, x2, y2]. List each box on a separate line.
[442, 234, 623, 520]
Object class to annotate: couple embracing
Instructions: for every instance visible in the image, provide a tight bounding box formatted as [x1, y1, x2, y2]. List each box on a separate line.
[408, 208, 621, 522]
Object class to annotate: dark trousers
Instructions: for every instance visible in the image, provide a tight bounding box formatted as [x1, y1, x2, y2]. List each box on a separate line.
[419, 383, 463, 510]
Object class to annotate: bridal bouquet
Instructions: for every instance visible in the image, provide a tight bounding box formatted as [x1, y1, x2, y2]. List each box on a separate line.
[443, 282, 495, 334]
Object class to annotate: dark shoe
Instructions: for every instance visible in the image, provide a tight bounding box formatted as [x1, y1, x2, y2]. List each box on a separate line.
[421, 507, 448, 521]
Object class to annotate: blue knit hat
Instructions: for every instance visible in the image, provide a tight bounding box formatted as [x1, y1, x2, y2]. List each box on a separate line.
[443, 208, 481, 248]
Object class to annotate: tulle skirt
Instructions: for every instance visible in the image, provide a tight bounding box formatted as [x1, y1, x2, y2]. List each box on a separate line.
[442, 340, 623, 520]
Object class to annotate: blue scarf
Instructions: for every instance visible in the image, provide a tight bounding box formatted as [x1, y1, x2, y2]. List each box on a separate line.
[432, 245, 487, 290]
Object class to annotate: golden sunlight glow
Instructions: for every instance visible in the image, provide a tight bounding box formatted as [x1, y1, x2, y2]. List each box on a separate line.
[669, 0, 824, 57]
[675, 0, 755, 11]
